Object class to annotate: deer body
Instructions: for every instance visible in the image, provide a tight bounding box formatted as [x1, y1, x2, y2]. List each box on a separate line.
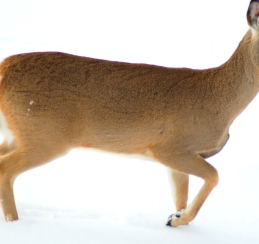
[0, 1, 259, 227]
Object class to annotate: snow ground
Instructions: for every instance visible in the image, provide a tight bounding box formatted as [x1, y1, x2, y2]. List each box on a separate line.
[1, 0, 259, 243]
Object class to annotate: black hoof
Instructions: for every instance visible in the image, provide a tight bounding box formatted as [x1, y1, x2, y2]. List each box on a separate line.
[166, 220, 172, 227]
[166, 214, 174, 227]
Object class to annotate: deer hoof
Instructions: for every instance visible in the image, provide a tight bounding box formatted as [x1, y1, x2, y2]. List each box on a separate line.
[166, 210, 187, 227]
[166, 214, 174, 227]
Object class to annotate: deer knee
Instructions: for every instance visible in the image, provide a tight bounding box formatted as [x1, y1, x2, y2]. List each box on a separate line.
[205, 167, 219, 188]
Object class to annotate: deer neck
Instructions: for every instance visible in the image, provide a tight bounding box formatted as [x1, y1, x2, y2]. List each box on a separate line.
[214, 30, 259, 119]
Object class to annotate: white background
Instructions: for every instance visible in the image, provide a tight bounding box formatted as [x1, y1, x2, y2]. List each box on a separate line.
[1, 0, 259, 243]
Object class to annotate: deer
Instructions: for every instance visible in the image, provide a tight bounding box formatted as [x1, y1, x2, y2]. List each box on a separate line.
[0, 1, 258, 227]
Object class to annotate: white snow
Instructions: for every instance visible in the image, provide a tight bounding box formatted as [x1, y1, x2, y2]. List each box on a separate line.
[0, 0, 259, 243]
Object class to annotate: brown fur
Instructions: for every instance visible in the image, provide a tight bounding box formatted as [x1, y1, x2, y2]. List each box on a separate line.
[0, 1, 259, 226]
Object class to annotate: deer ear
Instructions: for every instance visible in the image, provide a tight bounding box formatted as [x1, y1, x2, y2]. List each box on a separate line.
[247, 0, 259, 34]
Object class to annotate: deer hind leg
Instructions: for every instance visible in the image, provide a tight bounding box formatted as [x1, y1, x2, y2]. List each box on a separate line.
[154, 151, 218, 227]
[0, 141, 10, 156]
[0, 145, 69, 221]
[0, 140, 18, 156]
[0, 149, 21, 221]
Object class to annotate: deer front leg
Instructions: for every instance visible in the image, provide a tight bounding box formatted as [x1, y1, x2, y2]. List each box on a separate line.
[155, 151, 219, 227]
[166, 169, 189, 226]
[167, 169, 189, 211]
